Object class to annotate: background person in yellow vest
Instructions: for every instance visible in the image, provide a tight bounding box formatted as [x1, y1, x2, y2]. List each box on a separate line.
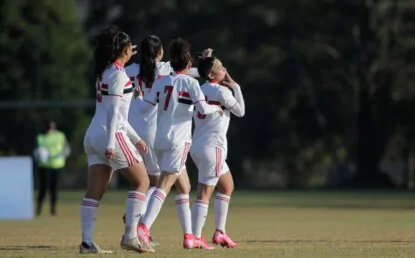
[34, 120, 70, 216]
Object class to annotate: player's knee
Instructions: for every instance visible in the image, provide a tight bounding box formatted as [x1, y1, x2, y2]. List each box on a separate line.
[218, 175, 234, 195]
[177, 183, 191, 194]
[196, 183, 215, 201]
[130, 174, 149, 192]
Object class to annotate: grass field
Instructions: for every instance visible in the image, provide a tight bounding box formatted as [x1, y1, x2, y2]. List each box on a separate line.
[1, 190, 415, 257]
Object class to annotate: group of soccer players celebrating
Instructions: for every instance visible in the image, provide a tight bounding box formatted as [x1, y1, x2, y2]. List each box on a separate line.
[79, 25, 245, 254]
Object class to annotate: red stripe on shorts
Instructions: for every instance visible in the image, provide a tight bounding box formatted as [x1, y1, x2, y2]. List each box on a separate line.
[180, 142, 191, 170]
[116, 132, 135, 167]
[215, 147, 222, 177]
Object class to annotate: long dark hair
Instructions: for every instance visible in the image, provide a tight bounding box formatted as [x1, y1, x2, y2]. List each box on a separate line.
[168, 38, 192, 72]
[93, 25, 131, 79]
[140, 35, 162, 87]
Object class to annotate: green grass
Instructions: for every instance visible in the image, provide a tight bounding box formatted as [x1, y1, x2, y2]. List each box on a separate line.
[1, 190, 415, 257]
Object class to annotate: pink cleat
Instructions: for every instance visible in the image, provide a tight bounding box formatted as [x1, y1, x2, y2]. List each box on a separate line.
[137, 224, 152, 247]
[194, 237, 215, 250]
[183, 233, 195, 249]
[212, 230, 236, 248]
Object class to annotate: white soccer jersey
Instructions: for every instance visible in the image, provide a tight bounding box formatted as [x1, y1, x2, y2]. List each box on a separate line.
[125, 62, 172, 135]
[142, 73, 220, 150]
[125, 62, 199, 134]
[85, 62, 134, 138]
[192, 81, 245, 153]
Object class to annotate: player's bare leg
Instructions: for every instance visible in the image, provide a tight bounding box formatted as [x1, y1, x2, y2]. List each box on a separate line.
[79, 164, 113, 254]
[174, 169, 197, 248]
[119, 161, 154, 253]
[213, 172, 236, 248]
[191, 181, 216, 250]
[138, 171, 179, 248]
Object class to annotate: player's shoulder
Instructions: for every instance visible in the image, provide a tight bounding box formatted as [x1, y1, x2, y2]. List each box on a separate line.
[202, 81, 229, 93]
[124, 63, 140, 76]
[216, 84, 233, 95]
[102, 65, 128, 82]
[155, 61, 173, 76]
[181, 74, 198, 85]
[151, 74, 169, 88]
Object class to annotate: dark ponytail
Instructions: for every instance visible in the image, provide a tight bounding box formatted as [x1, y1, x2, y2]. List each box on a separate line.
[140, 35, 162, 87]
[93, 25, 131, 79]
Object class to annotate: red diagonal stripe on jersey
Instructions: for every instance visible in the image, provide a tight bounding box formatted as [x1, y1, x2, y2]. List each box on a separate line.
[179, 91, 190, 97]
[125, 80, 132, 87]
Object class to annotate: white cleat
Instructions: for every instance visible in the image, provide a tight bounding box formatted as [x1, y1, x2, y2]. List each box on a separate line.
[78, 242, 112, 254]
[121, 236, 155, 253]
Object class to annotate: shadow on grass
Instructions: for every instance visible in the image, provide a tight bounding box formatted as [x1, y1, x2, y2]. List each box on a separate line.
[0, 245, 53, 251]
[242, 239, 415, 243]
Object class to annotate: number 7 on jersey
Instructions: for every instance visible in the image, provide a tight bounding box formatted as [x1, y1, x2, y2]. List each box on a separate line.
[163, 85, 174, 110]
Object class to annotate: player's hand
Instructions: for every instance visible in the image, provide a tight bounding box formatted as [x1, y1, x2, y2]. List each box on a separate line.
[134, 86, 143, 99]
[135, 140, 148, 155]
[132, 45, 138, 55]
[203, 48, 213, 57]
[221, 71, 236, 88]
[105, 148, 116, 160]
[217, 107, 224, 116]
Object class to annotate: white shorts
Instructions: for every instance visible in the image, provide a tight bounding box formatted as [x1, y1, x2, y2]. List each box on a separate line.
[190, 145, 230, 186]
[139, 130, 160, 176]
[156, 142, 190, 173]
[84, 131, 143, 171]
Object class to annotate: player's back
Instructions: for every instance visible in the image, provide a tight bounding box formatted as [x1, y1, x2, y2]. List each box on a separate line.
[193, 82, 231, 149]
[126, 62, 173, 133]
[153, 73, 197, 149]
[86, 63, 133, 138]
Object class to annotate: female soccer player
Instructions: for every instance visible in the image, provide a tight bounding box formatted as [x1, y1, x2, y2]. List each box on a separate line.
[80, 26, 154, 254]
[190, 54, 245, 248]
[137, 38, 222, 249]
[123, 35, 200, 246]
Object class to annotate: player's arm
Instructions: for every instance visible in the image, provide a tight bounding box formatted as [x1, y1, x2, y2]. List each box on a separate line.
[219, 84, 245, 117]
[140, 80, 160, 115]
[105, 71, 125, 149]
[124, 122, 142, 145]
[189, 80, 222, 115]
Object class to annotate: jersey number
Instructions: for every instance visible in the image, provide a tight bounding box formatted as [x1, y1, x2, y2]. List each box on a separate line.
[163, 85, 174, 110]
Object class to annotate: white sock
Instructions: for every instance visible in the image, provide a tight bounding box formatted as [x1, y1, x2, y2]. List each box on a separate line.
[124, 191, 146, 240]
[139, 187, 156, 223]
[214, 193, 231, 233]
[81, 198, 99, 244]
[191, 199, 209, 238]
[141, 188, 166, 230]
[175, 194, 192, 234]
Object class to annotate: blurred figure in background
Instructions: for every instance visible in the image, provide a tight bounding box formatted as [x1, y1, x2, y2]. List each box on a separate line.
[34, 120, 70, 216]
